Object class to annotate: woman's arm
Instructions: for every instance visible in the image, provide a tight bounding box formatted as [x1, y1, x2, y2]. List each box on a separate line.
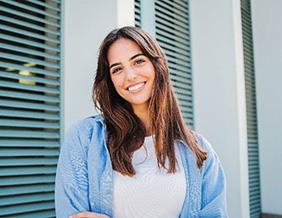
[198, 135, 229, 217]
[70, 212, 109, 218]
[55, 125, 91, 217]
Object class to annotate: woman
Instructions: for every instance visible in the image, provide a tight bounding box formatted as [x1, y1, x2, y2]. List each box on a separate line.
[55, 26, 228, 218]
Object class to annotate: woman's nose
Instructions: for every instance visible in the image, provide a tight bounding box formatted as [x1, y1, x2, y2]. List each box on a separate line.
[125, 67, 137, 80]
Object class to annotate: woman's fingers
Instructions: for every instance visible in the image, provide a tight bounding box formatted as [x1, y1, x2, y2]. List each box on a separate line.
[69, 212, 109, 218]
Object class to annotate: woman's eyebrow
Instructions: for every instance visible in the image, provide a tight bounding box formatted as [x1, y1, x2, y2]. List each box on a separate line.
[129, 53, 144, 61]
[109, 53, 144, 70]
[109, 62, 121, 70]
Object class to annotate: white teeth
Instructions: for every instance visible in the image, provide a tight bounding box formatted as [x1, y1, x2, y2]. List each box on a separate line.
[128, 83, 145, 92]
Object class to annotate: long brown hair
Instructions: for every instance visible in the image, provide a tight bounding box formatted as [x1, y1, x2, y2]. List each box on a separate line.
[93, 26, 207, 176]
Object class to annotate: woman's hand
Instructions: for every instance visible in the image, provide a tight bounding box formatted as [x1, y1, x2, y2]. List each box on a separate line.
[69, 212, 109, 218]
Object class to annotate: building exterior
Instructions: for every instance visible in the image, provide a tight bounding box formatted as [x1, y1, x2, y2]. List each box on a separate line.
[0, 0, 281, 217]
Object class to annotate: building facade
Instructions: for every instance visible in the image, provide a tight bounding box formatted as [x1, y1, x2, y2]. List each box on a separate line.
[0, 0, 281, 217]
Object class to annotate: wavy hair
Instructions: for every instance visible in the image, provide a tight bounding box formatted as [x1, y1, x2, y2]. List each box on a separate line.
[93, 26, 207, 176]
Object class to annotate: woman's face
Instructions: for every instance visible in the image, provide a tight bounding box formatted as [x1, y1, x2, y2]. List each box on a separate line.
[107, 38, 156, 112]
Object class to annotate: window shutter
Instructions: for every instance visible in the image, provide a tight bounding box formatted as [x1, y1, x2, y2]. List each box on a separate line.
[155, 0, 193, 127]
[135, 0, 193, 127]
[241, 0, 261, 217]
[0, 0, 62, 217]
[135, 0, 141, 27]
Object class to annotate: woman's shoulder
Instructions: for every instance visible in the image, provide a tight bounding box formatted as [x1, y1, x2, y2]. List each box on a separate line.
[60, 114, 106, 156]
[194, 133, 223, 171]
[68, 114, 104, 130]
[64, 114, 105, 141]
[194, 133, 214, 152]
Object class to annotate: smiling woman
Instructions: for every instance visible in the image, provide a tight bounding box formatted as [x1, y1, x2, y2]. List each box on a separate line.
[108, 38, 156, 116]
[55, 26, 228, 218]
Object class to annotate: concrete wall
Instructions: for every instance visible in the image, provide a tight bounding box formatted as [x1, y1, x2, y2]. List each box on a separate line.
[252, 0, 282, 215]
[63, 0, 134, 130]
[190, 0, 250, 217]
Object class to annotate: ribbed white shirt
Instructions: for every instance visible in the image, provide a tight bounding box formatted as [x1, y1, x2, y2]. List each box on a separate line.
[113, 136, 186, 218]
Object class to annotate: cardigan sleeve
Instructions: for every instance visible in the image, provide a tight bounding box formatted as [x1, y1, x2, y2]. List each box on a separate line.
[197, 135, 229, 218]
[55, 124, 90, 218]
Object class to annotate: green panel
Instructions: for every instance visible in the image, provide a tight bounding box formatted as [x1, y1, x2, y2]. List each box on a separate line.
[0, 24, 60, 43]
[0, 109, 60, 120]
[0, 202, 55, 217]
[0, 71, 59, 85]
[134, 0, 141, 27]
[0, 118, 60, 128]
[0, 148, 59, 157]
[0, 15, 59, 36]
[0, 90, 60, 102]
[170, 68, 192, 79]
[155, 0, 193, 127]
[1, 184, 55, 196]
[0, 62, 59, 77]
[135, 0, 193, 127]
[5, 209, 56, 218]
[0, 99, 60, 111]
[0, 80, 59, 94]
[0, 166, 57, 177]
[0, 139, 60, 148]
[0, 130, 60, 138]
[0, 42, 59, 59]
[0, 157, 59, 166]
[0, 193, 54, 206]
[1, 0, 60, 20]
[1, 34, 60, 52]
[0, 6, 60, 27]
[0, 175, 56, 186]
[241, 0, 261, 217]
[1, 52, 60, 68]
[156, 28, 189, 45]
[26, 0, 60, 12]
[0, 0, 61, 216]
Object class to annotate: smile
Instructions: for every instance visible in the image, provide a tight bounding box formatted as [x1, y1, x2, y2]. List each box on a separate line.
[127, 82, 146, 93]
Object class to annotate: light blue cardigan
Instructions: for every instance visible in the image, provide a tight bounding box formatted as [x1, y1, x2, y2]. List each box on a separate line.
[55, 115, 228, 217]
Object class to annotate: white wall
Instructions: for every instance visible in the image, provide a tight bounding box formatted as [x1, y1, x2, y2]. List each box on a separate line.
[252, 0, 282, 215]
[190, 0, 250, 217]
[63, 0, 134, 131]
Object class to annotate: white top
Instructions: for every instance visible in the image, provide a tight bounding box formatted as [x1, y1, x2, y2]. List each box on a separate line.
[113, 136, 186, 218]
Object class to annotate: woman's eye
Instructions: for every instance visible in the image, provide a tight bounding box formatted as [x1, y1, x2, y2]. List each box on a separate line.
[112, 67, 122, 74]
[134, 59, 145, 65]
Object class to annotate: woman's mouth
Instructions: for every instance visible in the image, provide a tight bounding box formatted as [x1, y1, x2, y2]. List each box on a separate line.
[127, 82, 146, 93]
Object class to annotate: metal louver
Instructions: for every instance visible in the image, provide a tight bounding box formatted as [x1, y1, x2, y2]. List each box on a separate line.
[155, 0, 193, 127]
[135, 0, 141, 27]
[135, 0, 193, 127]
[241, 0, 261, 217]
[0, 0, 62, 217]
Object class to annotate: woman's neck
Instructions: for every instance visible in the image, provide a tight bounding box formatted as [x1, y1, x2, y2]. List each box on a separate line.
[133, 105, 151, 136]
